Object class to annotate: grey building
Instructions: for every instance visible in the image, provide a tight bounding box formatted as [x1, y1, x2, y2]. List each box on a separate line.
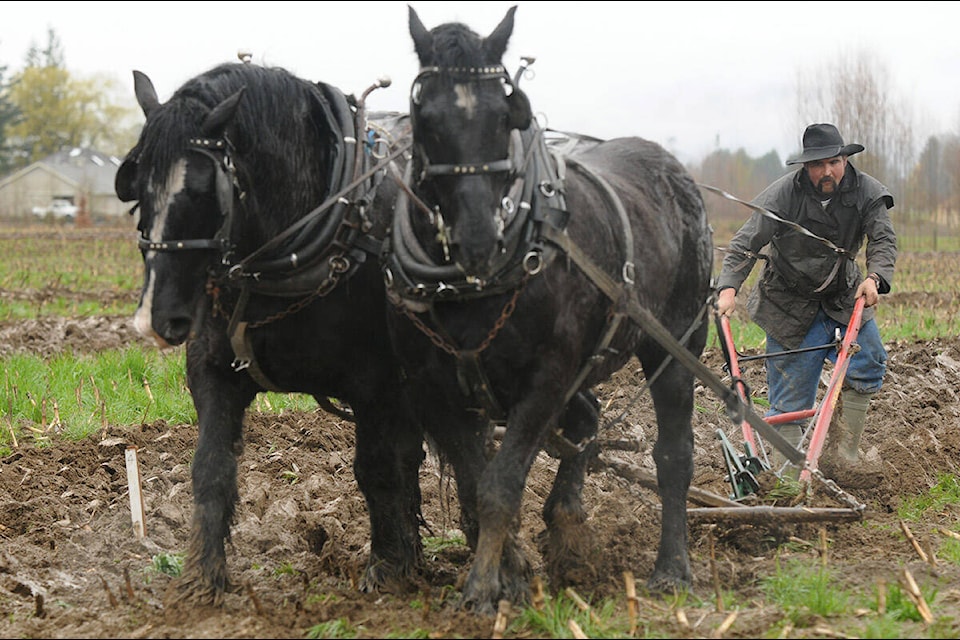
[0, 147, 128, 221]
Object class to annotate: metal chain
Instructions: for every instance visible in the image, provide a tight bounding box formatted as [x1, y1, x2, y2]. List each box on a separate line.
[396, 274, 529, 357]
[248, 269, 342, 329]
[208, 257, 344, 329]
[807, 467, 867, 512]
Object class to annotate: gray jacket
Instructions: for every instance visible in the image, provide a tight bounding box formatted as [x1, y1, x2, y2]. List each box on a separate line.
[716, 163, 896, 349]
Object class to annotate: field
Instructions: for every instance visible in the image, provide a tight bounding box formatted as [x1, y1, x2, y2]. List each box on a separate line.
[1, 225, 960, 638]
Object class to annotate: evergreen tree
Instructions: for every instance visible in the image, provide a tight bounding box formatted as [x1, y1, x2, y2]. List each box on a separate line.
[0, 56, 24, 175]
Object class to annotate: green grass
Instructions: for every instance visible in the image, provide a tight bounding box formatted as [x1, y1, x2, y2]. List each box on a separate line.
[761, 556, 850, 622]
[423, 532, 468, 556]
[508, 589, 635, 639]
[305, 617, 361, 639]
[0, 346, 319, 448]
[897, 475, 960, 521]
[147, 552, 184, 577]
[0, 230, 141, 292]
[0, 297, 137, 320]
[0, 229, 141, 320]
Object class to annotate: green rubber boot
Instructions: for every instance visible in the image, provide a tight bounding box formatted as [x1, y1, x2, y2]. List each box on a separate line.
[837, 389, 870, 462]
[770, 422, 803, 481]
[821, 389, 883, 488]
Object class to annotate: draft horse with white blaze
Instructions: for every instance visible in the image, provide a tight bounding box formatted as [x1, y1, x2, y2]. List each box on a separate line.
[382, 6, 714, 613]
[115, 62, 426, 605]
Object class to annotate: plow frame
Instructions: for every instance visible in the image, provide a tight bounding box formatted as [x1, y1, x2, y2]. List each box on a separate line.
[716, 295, 866, 487]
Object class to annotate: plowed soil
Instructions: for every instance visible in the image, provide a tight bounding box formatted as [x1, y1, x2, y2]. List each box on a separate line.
[1, 309, 959, 638]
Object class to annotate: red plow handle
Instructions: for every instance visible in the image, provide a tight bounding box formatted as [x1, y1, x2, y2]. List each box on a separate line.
[800, 295, 867, 481]
[716, 313, 759, 454]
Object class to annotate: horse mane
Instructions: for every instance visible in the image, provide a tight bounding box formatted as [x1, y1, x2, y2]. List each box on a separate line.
[134, 62, 335, 236]
[426, 22, 486, 67]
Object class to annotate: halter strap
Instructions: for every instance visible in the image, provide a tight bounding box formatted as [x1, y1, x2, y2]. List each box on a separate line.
[422, 158, 514, 177]
[137, 137, 237, 256]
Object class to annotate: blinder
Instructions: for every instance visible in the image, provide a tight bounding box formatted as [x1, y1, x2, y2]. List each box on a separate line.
[115, 155, 139, 203]
[136, 135, 239, 262]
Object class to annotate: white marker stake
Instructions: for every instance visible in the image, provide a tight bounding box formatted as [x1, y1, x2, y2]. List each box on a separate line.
[125, 446, 146, 540]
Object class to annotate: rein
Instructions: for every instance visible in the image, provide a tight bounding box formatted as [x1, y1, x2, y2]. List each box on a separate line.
[700, 182, 852, 294]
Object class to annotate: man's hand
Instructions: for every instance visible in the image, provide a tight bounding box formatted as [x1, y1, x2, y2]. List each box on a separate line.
[856, 276, 880, 307]
[716, 287, 737, 316]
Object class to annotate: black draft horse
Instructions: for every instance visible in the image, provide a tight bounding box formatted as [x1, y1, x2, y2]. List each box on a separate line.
[382, 6, 714, 613]
[114, 62, 425, 605]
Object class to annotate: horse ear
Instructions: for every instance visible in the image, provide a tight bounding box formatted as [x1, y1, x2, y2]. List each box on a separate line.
[201, 88, 245, 137]
[509, 86, 532, 131]
[409, 5, 433, 63]
[484, 5, 517, 62]
[133, 70, 161, 117]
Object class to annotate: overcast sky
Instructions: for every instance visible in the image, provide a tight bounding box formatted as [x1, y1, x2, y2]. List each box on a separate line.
[2, 1, 958, 164]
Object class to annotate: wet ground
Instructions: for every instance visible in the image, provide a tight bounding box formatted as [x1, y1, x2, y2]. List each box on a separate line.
[1, 314, 958, 638]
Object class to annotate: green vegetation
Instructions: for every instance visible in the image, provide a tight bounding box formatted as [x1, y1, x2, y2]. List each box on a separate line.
[147, 552, 184, 577]
[273, 562, 298, 578]
[0, 230, 141, 320]
[0, 346, 318, 448]
[898, 475, 960, 521]
[423, 532, 468, 556]
[305, 617, 361, 639]
[518, 592, 634, 638]
[762, 557, 850, 621]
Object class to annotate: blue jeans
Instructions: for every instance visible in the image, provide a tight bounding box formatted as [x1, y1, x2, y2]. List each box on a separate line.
[765, 307, 887, 421]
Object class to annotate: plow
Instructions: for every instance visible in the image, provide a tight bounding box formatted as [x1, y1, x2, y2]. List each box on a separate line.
[591, 294, 870, 525]
[700, 296, 869, 521]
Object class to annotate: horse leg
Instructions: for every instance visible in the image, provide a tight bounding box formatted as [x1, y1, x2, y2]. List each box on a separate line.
[539, 389, 600, 587]
[169, 347, 256, 606]
[463, 393, 560, 614]
[642, 346, 697, 594]
[420, 410, 490, 552]
[354, 396, 426, 593]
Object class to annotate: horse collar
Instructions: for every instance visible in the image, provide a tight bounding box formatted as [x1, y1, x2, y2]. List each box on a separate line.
[384, 124, 568, 307]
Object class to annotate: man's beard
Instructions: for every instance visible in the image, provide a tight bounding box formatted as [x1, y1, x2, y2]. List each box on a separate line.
[815, 177, 837, 198]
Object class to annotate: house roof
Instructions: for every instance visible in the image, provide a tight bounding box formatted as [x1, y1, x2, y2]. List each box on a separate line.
[0, 147, 123, 196]
[41, 147, 123, 195]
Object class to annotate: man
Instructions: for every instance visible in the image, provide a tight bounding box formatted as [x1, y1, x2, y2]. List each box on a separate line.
[715, 123, 897, 486]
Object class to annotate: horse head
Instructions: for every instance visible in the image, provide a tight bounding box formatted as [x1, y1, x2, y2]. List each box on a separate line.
[115, 64, 337, 348]
[407, 5, 532, 279]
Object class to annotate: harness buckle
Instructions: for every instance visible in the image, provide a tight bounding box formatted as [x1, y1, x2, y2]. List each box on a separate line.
[231, 358, 251, 372]
[522, 249, 544, 275]
[330, 255, 351, 273]
[622, 261, 636, 285]
[436, 281, 459, 297]
[228, 264, 245, 281]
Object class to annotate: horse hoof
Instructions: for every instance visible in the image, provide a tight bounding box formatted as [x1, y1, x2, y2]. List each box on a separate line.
[646, 572, 692, 597]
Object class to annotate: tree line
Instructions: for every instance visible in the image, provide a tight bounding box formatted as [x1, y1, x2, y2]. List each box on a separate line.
[1, 35, 958, 248]
[0, 29, 139, 175]
[690, 52, 960, 250]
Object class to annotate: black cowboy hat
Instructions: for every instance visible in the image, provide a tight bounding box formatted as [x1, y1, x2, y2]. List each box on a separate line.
[786, 123, 864, 165]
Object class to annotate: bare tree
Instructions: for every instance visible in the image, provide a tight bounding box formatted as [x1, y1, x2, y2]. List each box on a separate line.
[793, 49, 916, 198]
